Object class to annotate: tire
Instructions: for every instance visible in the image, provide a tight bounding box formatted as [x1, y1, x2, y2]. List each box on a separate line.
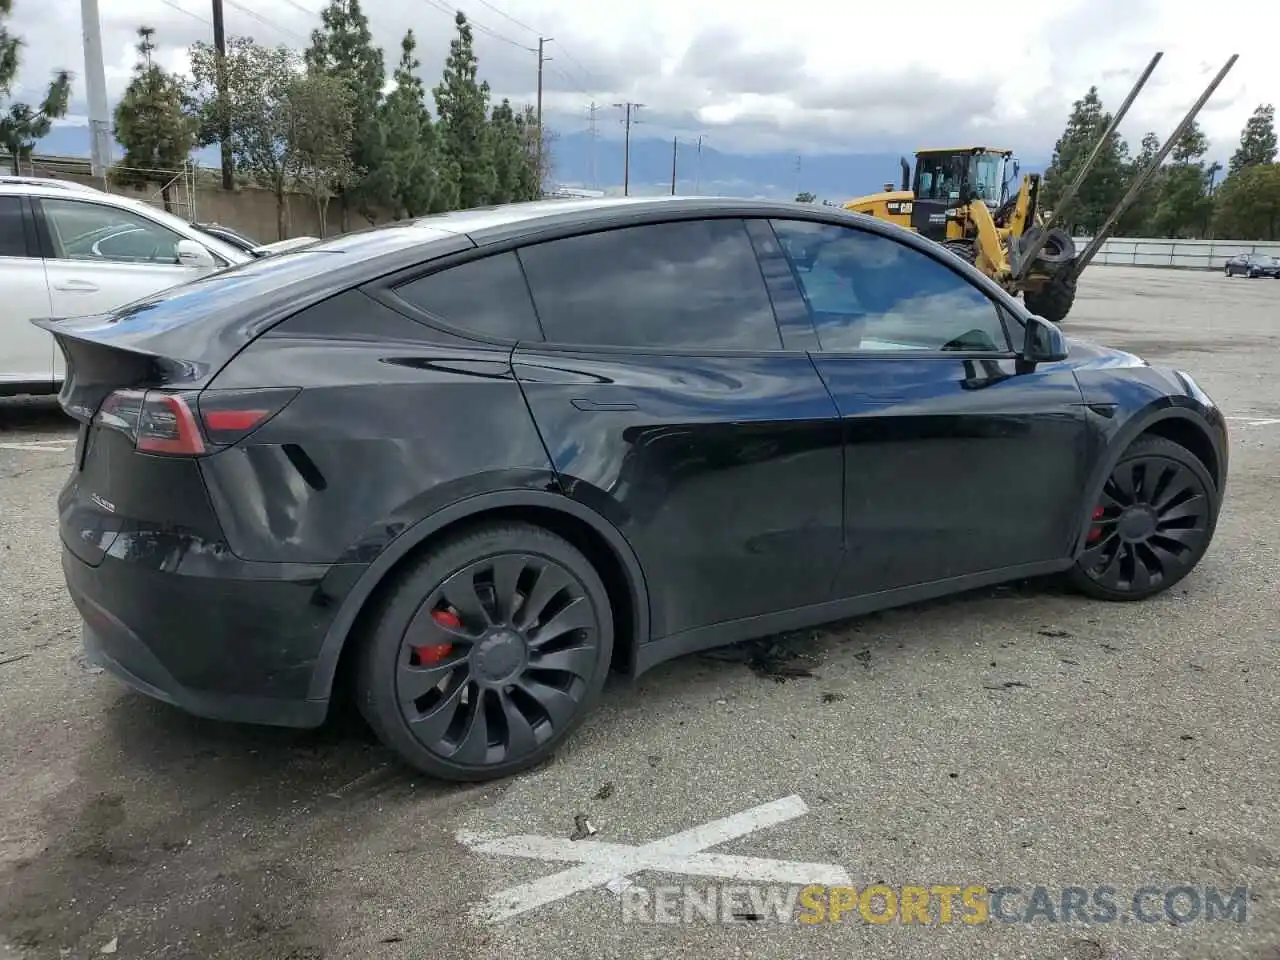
[1022, 270, 1077, 325]
[1249, 270, 1260, 278]
[1018, 226, 1076, 265]
[355, 521, 614, 781]
[1067, 436, 1219, 602]
[1225, 265, 1233, 276]
[940, 239, 977, 265]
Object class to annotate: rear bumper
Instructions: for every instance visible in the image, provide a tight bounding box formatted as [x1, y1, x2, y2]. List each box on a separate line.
[62, 543, 348, 728]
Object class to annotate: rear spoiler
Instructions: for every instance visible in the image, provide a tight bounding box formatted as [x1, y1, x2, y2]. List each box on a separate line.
[31, 315, 201, 423]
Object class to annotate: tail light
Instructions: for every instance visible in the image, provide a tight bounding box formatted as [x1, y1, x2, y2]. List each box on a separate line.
[94, 387, 299, 456]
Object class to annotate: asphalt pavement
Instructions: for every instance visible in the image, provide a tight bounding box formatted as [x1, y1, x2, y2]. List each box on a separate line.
[1, 266, 1277, 960]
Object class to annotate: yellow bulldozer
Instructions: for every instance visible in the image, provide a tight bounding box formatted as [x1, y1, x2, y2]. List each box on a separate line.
[840, 52, 1239, 324]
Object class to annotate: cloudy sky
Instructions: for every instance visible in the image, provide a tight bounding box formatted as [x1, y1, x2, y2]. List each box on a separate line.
[3, 0, 1267, 161]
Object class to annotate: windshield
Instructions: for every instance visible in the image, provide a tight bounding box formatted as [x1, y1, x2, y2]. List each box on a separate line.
[194, 223, 258, 250]
[968, 154, 1004, 204]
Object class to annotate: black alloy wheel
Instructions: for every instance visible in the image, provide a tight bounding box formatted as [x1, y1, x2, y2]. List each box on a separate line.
[357, 522, 613, 780]
[1069, 436, 1218, 601]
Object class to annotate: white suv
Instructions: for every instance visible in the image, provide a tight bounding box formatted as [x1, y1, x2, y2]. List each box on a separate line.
[0, 179, 253, 395]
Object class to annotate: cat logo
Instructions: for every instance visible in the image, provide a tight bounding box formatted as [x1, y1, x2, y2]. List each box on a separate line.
[945, 208, 961, 217]
[885, 201, 913, 215]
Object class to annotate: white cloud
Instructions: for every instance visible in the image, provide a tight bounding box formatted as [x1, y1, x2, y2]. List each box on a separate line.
[5, 0, 1268, 161]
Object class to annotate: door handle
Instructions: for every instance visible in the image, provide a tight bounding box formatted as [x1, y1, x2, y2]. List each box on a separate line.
[571, 398, 638, 412]
[54, 280, 99, 292]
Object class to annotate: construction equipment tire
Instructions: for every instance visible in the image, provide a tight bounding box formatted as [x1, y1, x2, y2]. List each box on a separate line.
[1023, 271, 1077, 325]
[939, 240, 977, 265]
[1020, 226, 1076, 265]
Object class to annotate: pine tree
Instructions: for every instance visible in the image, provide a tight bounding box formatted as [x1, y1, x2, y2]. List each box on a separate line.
[1041, 87, 1130, 234]
[306, 0, 388, 224]
[1116, 131, 1162, 236]
[379, 30, 439, 217]
[1227, 104, 1277, 178]
[0, 0, 70, 173]
[1214, 163, 1280, 240]
[514, 104, 549, 200]
[488, 98, 524, 204]
[113, 27, 195, 211]
[434, 11, 494, 209]
[1152, 120, 1213, 238]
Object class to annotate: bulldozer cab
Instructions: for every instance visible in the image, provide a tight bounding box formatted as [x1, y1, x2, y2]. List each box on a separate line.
[910, 148, 1013, 240]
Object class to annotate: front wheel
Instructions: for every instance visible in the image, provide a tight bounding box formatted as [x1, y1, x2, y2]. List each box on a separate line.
[356, 521, 614, 781]
[1068, 436, 1218, 601]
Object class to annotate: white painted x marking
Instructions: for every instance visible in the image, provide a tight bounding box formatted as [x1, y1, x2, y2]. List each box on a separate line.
[1225, 416, 1280, 427]
[458, 794, 850, 922]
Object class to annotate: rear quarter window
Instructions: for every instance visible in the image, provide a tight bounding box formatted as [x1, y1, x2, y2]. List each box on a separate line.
[391, 251, 543, 341]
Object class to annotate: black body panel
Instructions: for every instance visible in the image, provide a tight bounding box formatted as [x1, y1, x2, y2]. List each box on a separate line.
[512, 347, 845, 638]
[200, 291, 554, 565]
[810, 355, 1088, 595]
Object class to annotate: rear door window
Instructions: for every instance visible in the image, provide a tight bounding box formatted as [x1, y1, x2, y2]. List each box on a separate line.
[392, 251, 543, 342]
[0, 196, 33, 258]
[516, 218, 783, 351]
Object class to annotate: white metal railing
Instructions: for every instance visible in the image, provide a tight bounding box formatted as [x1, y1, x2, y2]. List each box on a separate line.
[1071, 236, 1280, 270]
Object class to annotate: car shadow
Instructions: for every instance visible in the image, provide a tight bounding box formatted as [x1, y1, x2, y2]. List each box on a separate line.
[0, 397, 70, 435]
[0, 688, 485, 959]
[0, 569, 1070, 957]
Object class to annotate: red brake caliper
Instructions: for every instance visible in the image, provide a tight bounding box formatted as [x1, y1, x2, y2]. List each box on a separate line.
[414, 608, 460, 665]
[1086, 506, 1105, 543]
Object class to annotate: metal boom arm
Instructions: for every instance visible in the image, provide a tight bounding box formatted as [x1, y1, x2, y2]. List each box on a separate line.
[1070, 54, 1239, 281]
[1013, 52, 1164, 279]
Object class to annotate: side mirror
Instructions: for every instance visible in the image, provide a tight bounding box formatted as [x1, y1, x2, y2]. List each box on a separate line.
[1020, 314, 1068, 365]
[175, 239, 216, 270]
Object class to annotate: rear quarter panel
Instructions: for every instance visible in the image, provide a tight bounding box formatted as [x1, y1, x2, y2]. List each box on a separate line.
[200, 290, 557, 565]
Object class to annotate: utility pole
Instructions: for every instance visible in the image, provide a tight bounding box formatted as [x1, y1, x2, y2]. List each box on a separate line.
[536, 37, 552, 129]
[694, 134, 704, 194]
[614, 102, 643, 196]
[211, 0, 233, 190]
[794, 154, 802, 198]
[79, 0, 111, 181]
[586, 101, 599, 189]
[535, 38, 552, 192]
[670, 136, 678, 195]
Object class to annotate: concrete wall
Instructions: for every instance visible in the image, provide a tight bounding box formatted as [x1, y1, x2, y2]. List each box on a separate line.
[1070, 236, 1280, 271]
[50, 171, 397, 243]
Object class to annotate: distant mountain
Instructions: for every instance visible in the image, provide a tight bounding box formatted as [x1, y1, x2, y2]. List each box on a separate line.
[31, 123, 1046, 204]
[546, 130, 911, 201]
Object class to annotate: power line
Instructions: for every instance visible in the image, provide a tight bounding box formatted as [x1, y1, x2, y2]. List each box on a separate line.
[548, 41, 601, 94]
[159, 0, 211, 26]
[222, 0, 310, 43]
[417, 0, 532, 51]
[275, 0, 318, 17]
[470, 0, 538, 35]
[462, 0, 604, 97]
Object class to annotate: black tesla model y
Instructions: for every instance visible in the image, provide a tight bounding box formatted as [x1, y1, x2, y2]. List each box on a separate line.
[39, 197, 1229, 781]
